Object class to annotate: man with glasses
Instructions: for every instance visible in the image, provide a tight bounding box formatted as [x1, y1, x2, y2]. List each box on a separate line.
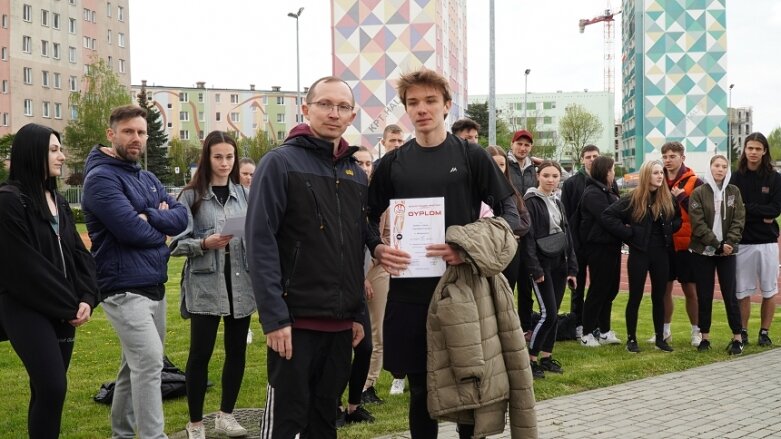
[246, 76, 368, 437]
[82, 105, 188, 438]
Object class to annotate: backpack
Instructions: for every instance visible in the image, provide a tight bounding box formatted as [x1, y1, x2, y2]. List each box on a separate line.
[93, 356, 205, 404]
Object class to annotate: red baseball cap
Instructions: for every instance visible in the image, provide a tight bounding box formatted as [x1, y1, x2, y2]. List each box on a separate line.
[512, 130, 534, 143]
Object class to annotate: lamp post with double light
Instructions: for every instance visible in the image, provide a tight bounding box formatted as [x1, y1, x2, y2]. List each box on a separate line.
[523, 69, 531, 128]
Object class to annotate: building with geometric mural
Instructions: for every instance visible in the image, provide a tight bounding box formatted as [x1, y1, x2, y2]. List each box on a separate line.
[620, 0, 728, 172]
[332, 0, 467, 153]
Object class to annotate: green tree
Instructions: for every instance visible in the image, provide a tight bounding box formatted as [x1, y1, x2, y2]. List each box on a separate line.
[768, 127, 781, 163]
[136, 85, 172, 183]
[238, 129, 277, 162]
[63, 58, 132, 176]
[558, 104, 604, 168]
[167, 138, 201, 186]
[464, 102, 512, 148]
[0, 133, 13, 182]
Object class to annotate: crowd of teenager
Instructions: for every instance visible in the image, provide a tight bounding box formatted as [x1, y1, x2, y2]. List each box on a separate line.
[0, 67, 779, 439]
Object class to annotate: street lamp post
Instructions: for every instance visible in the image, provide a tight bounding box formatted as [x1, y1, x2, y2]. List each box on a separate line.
[288, 7, 304, 123]
[523, 69, 531, 129]
[728, 83, 734, 164]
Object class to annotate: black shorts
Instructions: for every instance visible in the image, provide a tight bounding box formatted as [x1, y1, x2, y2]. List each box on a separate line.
[383, 300, 428, 375]
[668, 249, 696, 283]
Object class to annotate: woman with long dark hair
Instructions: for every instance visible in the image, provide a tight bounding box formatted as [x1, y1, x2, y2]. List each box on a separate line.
[689, 154, 745, 355]
[523, 160, 577, 378]
[171, 131, 255, 439]
[603, 160, 681, 353]
[578, 156, 623, 347]
[0, 123, 97, 438]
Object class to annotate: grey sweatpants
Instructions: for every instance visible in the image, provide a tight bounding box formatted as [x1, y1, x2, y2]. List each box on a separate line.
[103, 292, 168, 439]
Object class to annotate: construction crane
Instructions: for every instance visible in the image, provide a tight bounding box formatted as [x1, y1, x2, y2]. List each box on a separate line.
[579, 6, 622, 93]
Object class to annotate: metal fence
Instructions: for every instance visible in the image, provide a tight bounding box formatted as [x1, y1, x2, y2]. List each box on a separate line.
[62, 185, 184, 205]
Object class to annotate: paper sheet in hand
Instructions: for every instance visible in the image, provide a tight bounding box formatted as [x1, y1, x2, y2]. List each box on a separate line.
[389, 197, 446, 278]
[219, 216, 246, 238]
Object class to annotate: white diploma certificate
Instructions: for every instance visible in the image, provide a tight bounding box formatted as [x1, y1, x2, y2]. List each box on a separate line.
[389, 197, 446, 278]
[219, 215, 246, 238]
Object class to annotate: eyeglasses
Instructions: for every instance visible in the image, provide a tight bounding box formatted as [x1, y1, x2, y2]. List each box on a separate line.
[308, 101, 354, 115]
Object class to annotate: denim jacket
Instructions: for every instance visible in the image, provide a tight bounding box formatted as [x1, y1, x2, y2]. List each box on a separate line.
[170, 182, 256, 318]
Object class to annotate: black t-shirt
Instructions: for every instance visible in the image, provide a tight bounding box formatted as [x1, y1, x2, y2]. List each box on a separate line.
[368, 133, 513, 304]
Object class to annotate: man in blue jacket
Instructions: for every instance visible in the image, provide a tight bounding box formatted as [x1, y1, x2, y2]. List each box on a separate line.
[246, 76, 367, 437]
[82, 105, 187, 439]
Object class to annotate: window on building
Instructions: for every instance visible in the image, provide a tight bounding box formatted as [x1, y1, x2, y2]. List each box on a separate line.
[23, 36, 32, 53]
[543, 102, 555, 110]
[24, 99, 33, 116]
[1, 14, 8, 28]
[276, 96, 284, 105]
[53, 72, 61, 89]
[41, 40, 49, 57]
[117, 6, 124, 21]
[69, 75, 77, 91]
[1, 113, 8, 126]
[179, 130, 189, 140]
[198, 111, 204, 121]
[215, 94, 220, 103]
[41, 10, 49, 26]
[83, 8, 90, 21]
[107, 55, 112, 68]
[107, 2, 112, 17]
[23, 4, 32, 22]
[216, 112, 221, 121]
[52, 12, 60, 29]
[118, 33, 125, 47]
[42, 70, 50, 87]
[230, 112, 240, 122]
[107, 29, 112, 44]
[1, 47, 6, 61]
[263, 113, 268, 122]
[1, 80, 7, 94]
[179, 111, 189, 121]
[71, 105, 78, 120]
[230, 94, 239, 104]
[118, 59, 125, 73]
[277, 114, 285, 123]
[262, 96, 267, 104]
[69, 18, 76, 33]
[277, 131, 285, 140]
[23, 67, 33, 84]
[42, 101, 51, 118]
[179, 92, 188, 102]
[54, 103, 62, 119]
[543, 116, 553, 124]
[52, 43, 60, 59]
[69, 46, 76, 63]
[198, 93, 203, 103]
[83, 36, 91, 49]
[199, 130, 204, 140]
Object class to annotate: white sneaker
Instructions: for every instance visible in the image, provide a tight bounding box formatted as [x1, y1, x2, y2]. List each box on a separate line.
[186, 422, 206, 439]
[389, 378, 405, 395]
[598, 330, 622, 345]
[215, 413, 248, 437]
[647, 333, 671, 343]
[580, 333, 600, 347]
[246, 329, 253, 345]
[691, 329, 702, 347]
[575, 325, 584, 339]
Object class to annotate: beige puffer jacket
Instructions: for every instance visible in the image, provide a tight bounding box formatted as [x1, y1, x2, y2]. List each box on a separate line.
[427, 217, 538, 438]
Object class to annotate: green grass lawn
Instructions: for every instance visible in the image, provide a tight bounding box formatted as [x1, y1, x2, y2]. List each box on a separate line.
[1, 230, 777, 437]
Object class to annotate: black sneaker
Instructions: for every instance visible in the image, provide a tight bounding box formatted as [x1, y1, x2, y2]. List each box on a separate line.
[530, 360, 545, 379]
[758, 331, 773, 347]
[360, 386, 384, 405]
[336, 408, 346, 428]
[697, 339, 711, 352]
[626, 339, 640, 353]
[741, 329, 749, 346]
[539, 356, 563, 374]
[727, 339, 744, 356]
[655, 338, 674, 352]
[345, 405, 375, 424]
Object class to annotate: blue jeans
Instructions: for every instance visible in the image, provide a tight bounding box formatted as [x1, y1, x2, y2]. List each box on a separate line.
[102, 292, 168, 439]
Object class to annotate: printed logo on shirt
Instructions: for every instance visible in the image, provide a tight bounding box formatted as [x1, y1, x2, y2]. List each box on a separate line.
[449, 167, 458, 173]
[690, 200, 699, 209]
[345, 169, 354, 176]
[762, 186, 770, 194]
[727, 195, 735, 207]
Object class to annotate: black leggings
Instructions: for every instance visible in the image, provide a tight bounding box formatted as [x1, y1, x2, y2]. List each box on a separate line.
[505, 245, 534, 332]
[0, 294, 75, 439]
[529, 254, 568, 356]
[186, 313, 251, 422]
[346, 304, 372, 405]
[582, 244, 622, 335]
[407, 373, 476, 439]
[626, 246, 669, 340]
[694, 253, 741, 334]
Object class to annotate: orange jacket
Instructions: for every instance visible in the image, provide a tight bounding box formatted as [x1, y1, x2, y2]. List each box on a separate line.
[667, 166, 700, 251]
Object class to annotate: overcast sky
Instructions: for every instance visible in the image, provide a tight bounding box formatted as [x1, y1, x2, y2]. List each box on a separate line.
[130, 0, 781, 134]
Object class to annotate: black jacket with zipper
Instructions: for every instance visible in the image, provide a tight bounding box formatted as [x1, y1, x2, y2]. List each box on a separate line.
[0, 182, 97, 321]
[246, 124, 368, 334]
[577, 177, 621, 246]
[601, 193, 682, 253]
[521, 191, 578, 280]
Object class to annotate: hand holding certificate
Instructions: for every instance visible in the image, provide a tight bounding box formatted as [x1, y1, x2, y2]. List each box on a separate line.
[389, 197, 446, 278]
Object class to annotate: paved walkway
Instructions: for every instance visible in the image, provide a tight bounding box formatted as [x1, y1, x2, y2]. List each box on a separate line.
[381, 347, 781, 438]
